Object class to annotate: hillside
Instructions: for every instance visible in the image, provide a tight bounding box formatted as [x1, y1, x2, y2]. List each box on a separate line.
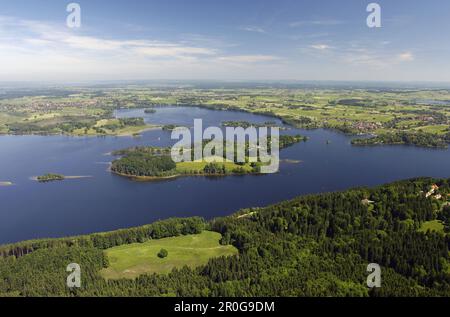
[0, 177, 449, 297]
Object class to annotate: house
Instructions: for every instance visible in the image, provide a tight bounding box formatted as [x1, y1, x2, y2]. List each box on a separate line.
[361, 199, 375, 205]
[425, 184, 440, 198]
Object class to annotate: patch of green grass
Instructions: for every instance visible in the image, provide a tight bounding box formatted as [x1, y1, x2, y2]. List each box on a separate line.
[100, 231, 238, 279]
[176, 158, 253, 174]
[418, 220, 445, 233]
[413, 125, 449, 135]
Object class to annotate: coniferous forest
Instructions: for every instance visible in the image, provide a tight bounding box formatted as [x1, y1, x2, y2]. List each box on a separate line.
[0, 177, 449, 297]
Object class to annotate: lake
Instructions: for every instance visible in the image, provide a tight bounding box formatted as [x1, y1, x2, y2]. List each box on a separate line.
[1, 106, 449, 244]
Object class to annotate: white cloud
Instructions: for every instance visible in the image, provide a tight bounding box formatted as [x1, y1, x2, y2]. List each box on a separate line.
[0, 16, 220, 77]
[0, 15, 285, 81]
[310, 44, 332, 50]
[397, 52, 414, 62]
[0, 15, 439, 82]
[0, 15, 219, 58]
[217, 55, 280, 63]
[134, 45, 217, 58]
[289, 19, 344, 27]
[240, 26, 266, 34]
[300, 41, 416, 70]
[63, 36, 124, 51]
[342, 53, 389, 68]
[342, 50, 415, 68]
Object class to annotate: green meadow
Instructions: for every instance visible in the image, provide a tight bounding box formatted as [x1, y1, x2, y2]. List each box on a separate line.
[100, 231, 238, 279]
[175, 157, 253, 174]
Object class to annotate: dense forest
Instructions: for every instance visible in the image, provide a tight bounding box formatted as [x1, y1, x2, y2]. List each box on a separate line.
[351, 131, 450, 148]
[0, 177, 449, 297]
[111, 154, 177, 177]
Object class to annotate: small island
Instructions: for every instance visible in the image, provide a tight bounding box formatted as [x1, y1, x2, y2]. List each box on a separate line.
[144, 108, 157, 114]
[33, 174, 92, 183]
[0, 181, 13, 187]
[110, 135, 307, 181]
[281, 159, 302, 164]
[36, 173, 65, 182]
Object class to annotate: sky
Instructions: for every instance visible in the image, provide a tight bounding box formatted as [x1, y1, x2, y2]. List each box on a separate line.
[0, 0, 450, 82]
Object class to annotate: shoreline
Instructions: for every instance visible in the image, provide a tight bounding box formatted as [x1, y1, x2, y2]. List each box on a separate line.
[0, 125, 162, 138]
[112, 170, 181, 181]
[133, 104, 450, 149]
[111, 169, 266, 182]
[351, 141, 449, 149]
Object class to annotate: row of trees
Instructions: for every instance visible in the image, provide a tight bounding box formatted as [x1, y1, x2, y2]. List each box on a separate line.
[352, 131, 449, 148]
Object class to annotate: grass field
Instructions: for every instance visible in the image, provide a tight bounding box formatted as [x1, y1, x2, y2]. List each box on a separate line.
[418, 220, 445, 233]
[176, 156, 253, 174]
[100, 231, 238, 279]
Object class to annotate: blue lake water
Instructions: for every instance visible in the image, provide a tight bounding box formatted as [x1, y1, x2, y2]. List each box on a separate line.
[1, 106, 449, 244]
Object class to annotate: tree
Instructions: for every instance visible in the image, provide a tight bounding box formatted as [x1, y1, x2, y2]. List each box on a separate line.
[157, 248, 168, 258]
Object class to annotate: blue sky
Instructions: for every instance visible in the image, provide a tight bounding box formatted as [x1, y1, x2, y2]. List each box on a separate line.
[1, 0, 450, 82]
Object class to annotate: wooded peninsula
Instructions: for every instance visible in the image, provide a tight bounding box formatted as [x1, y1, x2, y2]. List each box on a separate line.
[0, 177, 449, 296]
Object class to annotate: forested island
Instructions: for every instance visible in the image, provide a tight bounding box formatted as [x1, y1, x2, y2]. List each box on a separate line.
[36, 173, 65, 182]
[110, 135, 307, 180]
[34, 174, 92, 183]
[352, 131, 450, 148]
[0, 177, 449, 297]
